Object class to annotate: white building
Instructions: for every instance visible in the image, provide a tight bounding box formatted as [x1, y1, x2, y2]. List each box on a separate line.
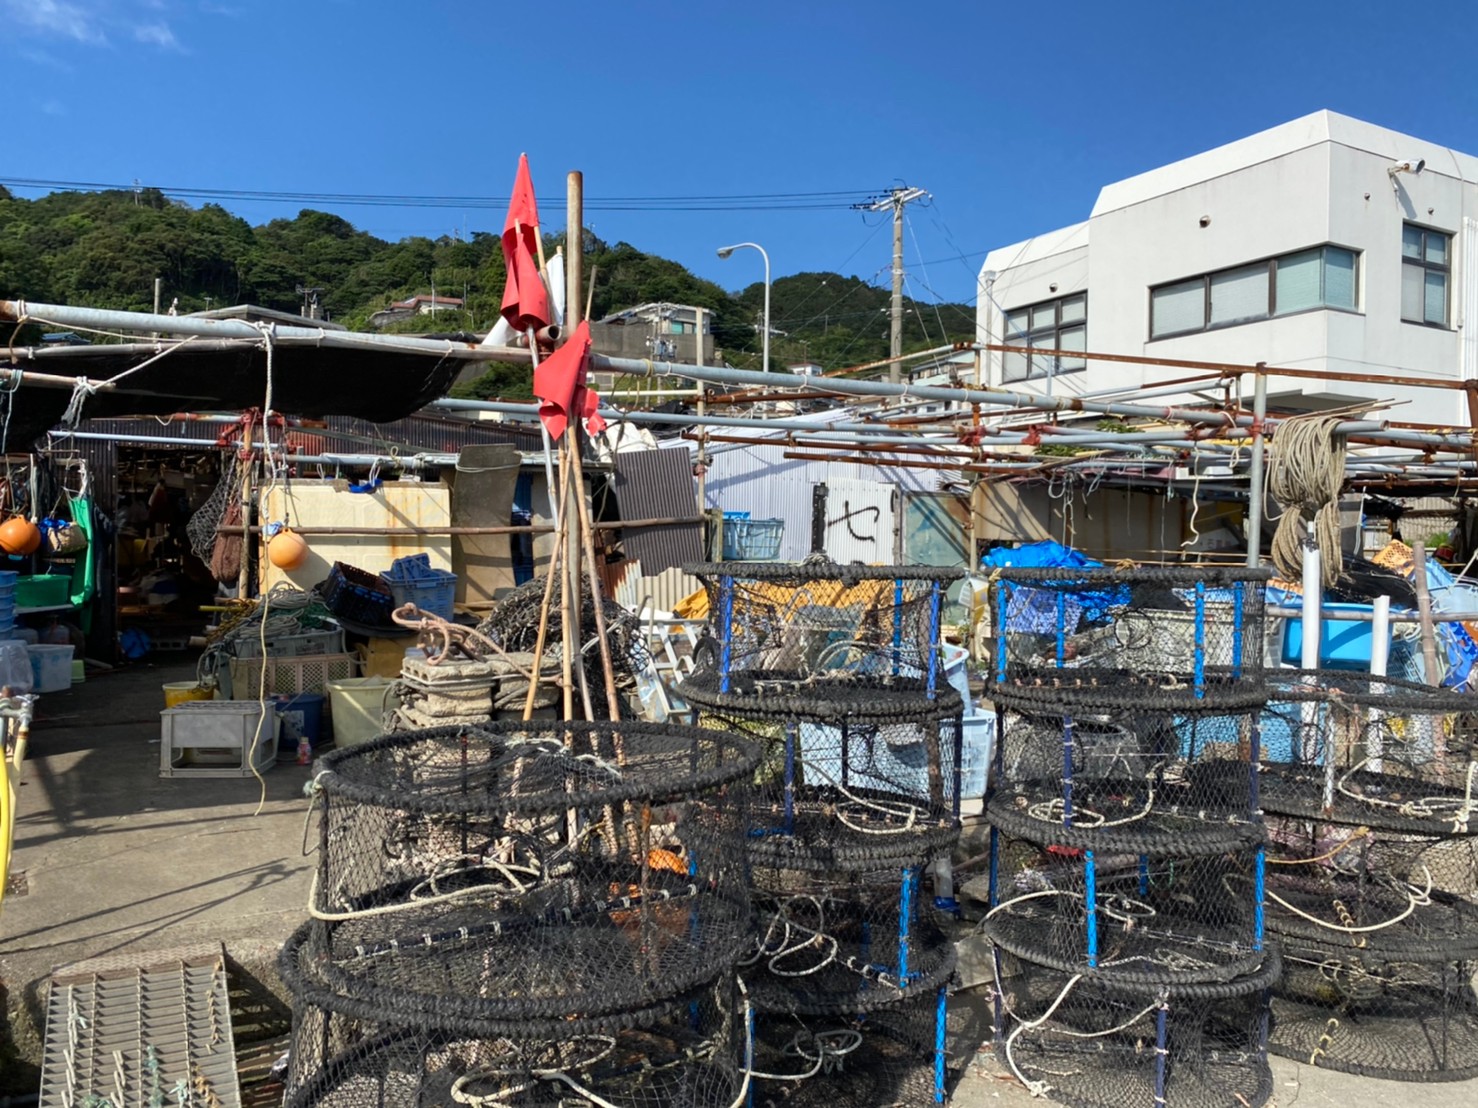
[977, 110, 1478, 429]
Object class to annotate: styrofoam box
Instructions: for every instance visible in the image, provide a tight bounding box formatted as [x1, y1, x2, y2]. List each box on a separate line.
[160, 700, 279, 777]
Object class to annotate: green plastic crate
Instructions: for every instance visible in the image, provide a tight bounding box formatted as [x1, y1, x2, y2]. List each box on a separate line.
[14, 575, 71, 610]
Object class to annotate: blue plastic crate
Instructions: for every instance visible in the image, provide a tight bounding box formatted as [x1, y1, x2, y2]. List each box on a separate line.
[381, 554, 457, 620]
[722, 518, 783, 561]
[1280, 602, 1386, 671]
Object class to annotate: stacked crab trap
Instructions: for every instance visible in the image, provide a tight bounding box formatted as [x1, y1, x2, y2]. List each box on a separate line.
[680, 560, 966, 1106]
[1258, 670, 1478, 1082]
[981, 566, 1279, 1108]
[281, 718, 765, 1107]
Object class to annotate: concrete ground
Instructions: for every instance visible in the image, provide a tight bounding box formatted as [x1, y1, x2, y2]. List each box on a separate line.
[0, 661, 1475, 1106]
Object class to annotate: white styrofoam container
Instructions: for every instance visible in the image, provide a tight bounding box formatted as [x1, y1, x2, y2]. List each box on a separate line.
[160, 700, 279, 777]
[27, 644, 74, 694]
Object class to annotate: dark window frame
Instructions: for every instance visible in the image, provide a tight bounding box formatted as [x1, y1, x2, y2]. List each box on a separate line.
[1148, 245, 1361, 340]
[1001, 291, 1087, 384]
[1401, 222, 1451, 329]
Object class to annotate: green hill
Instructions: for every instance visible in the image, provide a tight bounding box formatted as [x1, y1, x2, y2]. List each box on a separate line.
[0, 186, 975, 391]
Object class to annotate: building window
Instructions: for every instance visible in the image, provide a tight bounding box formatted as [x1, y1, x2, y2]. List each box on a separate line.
[1402, 223, 1450, 327]
[1002, 293, 1086, 383]
[1149, 246, 1359, 339]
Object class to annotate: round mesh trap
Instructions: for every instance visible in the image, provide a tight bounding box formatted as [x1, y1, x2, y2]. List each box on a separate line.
[987, 700, 1260, 848]
[683, 561, 961, 702]
[984, 831, 1269, 986]
[1258, 813, 1478, 1081]
[990, 946, 1277, 1108]
[694, 704, 962, 872]
[308, 720, 761, 1021]
[986, 566, 1270, 712]
[281, 926, 748, 1107]
[740, 871, 957, 1016]
[1269, 941, 1478, 1082]
[748, 987, 948, 1108]
[1259, 671, 1478, 835]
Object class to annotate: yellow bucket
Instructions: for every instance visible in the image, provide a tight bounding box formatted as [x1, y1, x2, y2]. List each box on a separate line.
[163, 681, 214, 709]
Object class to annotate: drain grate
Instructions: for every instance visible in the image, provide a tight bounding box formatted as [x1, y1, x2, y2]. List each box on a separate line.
[39, 942, 241, 1108]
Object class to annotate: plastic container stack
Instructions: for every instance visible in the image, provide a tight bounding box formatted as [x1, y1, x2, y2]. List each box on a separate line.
[681, 559, 965, 1105]
[1259, 671, 1478, 1081]
[981, 566, 1278, 1108]
[280, 718, 765, 1107]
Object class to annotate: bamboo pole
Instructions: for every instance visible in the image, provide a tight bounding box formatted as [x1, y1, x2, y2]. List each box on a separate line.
[569, 439, 622, 721]
[522, 449, 572, 721]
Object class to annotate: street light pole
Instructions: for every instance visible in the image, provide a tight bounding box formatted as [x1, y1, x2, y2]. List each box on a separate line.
[717, 241, 770, 373]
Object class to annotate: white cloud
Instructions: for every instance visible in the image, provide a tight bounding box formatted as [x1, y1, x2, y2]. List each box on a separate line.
[133, 20, 181, 49]
[2, 0, 107, 43]
[18, 46, 76, 71]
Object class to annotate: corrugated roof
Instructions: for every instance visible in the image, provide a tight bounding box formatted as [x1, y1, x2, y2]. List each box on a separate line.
[609, 447, 702, 574]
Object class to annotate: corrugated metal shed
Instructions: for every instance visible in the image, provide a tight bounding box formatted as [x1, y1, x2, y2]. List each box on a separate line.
[609, 447, 702, 574]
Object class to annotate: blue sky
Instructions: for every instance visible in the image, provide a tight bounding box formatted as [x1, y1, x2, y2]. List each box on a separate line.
[5, 0, 1478, 306]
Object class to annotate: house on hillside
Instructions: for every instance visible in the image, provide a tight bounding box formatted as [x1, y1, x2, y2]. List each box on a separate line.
[590, 302, 716, 365]
[370, 294, 465, 329]
[977, 110, 1478, 431]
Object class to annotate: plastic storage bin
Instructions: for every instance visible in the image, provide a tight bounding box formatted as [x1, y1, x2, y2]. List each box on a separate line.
[1280, 602, 1385, 671]
[380, 554, 457, 620]
[274, 692, 325, 754]
[27, 644, 74, 693]
[326, 676, 398, 748]
[0, 640, 33, 693]
[721, 518, 784, 561]
[160, 700, 278, 778]
[322, 562, 395, 627]
[229, 652, 358, 699]
[959, 711, 995, 813]
[14, 574, 71, 610]
[231, 627, 345, 659]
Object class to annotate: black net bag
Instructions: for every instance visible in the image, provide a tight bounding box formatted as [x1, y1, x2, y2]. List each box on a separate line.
[682, 560, 963, 705]
[988, 946, 1277, 1108]
[748, 986, 950, 1107]
[986, 566, 1270, 712]
[1260, 670, 1478, 835]
[986, 699, 1260, 849]
[739, 871, 957, 1017]
[281, 925, 748, 1107]
[306, 720, 761, 1021]
[693, 703, 962, 872]
[983, 830, 1270, 987]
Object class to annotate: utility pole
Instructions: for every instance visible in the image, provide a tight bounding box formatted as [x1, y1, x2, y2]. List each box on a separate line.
[856, 186, 928, 385]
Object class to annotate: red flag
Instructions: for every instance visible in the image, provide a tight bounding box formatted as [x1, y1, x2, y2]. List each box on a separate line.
[535, 320, 590, 438]
[500, 154, 550, 332]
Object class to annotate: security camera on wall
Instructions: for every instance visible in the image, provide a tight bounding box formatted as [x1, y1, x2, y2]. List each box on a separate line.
[1389, 158, 1426, 176]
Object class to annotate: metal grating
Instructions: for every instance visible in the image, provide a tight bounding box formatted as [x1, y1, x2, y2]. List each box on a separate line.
[40, 942, 241, 1108]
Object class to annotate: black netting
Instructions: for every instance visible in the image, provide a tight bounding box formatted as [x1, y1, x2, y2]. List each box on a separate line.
[989, 949, 1276, 1108]
[984, 832, 1268, 987]
[987, 702, 1261, 847]
[684, 561, 960, 700]
[1260, 670, 1478, 835]
[694, 705, 961, 872]
[472, 574, 651, 718]
[740, 871, 957, 1016]
[987, 567, 1270, 711]
[307, 721, 760, 1021]
[281, 926, 747, 1107]
[1269, 943, 1478, 1081]
[748, 987, 949, 1107]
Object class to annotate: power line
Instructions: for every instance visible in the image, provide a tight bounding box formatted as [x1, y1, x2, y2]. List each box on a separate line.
[0, 176, 876, 212]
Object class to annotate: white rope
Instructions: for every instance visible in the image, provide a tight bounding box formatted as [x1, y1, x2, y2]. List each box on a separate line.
[1269, 413, 1347, 587]
[1334, 756, 1476, 833]
[802, 759, 924, 835]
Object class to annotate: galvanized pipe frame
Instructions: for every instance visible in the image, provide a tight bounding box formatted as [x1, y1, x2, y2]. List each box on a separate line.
[7, 297, 1478, 458]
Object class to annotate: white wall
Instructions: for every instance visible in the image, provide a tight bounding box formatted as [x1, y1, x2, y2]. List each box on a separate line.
[977, 111, 1478, 429]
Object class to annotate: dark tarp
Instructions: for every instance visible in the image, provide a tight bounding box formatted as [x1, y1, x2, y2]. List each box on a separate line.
[3, 341, 467, 449]
[609, 446, 702, 575]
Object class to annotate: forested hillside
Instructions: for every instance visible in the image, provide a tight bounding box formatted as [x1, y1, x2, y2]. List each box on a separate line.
[0, 186, 975, 389]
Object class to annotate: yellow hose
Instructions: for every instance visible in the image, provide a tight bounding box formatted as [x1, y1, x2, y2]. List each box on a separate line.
[0, 720, 28, 913]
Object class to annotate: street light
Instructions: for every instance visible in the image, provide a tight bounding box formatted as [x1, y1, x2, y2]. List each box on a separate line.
[717, 242, 770, 373]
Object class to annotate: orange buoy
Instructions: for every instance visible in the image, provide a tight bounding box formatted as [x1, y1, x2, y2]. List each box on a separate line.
[267, 528, 309, 570]
[0, 517, 41, 556]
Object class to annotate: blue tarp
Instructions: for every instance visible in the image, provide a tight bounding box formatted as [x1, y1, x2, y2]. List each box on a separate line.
[982, 541, 1129, 631]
